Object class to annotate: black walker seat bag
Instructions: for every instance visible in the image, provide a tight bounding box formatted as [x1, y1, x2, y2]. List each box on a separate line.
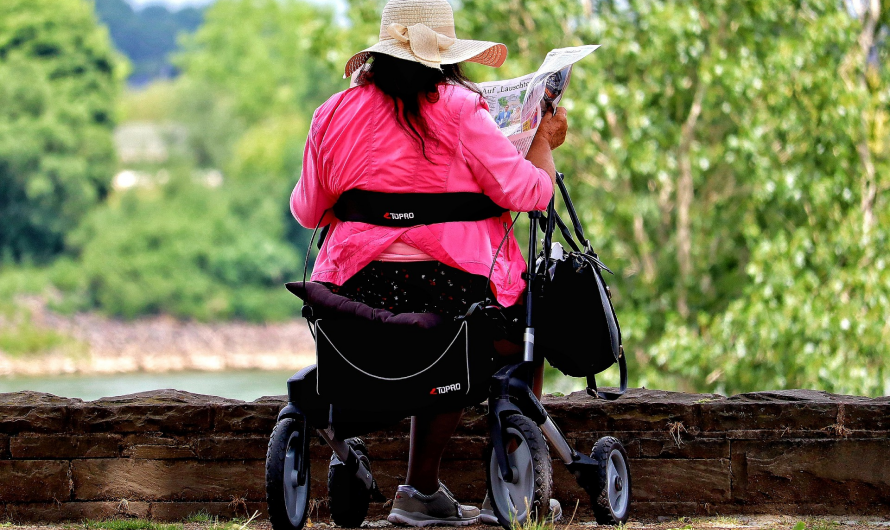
[286, 282, 496, 415]
[534, 173, 627, 399]
[289, 190, 508, 415]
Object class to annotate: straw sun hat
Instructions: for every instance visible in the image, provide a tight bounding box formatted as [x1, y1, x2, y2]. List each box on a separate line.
[343, 0, 508, 78]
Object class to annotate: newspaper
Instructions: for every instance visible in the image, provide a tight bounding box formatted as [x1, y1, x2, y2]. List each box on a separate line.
[478, 45, 600, 155]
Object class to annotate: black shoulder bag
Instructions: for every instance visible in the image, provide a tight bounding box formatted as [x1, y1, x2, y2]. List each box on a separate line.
[533, 172, 627, 399]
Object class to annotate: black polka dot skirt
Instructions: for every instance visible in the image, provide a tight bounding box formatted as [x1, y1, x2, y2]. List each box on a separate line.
[325, 261, 490, 319]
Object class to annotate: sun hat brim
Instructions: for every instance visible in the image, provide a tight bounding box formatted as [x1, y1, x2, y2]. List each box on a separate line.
[344, 39, 507, 78]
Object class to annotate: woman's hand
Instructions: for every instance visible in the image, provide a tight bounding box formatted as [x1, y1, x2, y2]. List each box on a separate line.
[535, 107, 568, 150]
[525, 107, 568, 185]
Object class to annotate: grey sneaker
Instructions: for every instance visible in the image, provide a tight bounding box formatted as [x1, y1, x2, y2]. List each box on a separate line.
[479, 494, 562, 525]
[387, 483, 480, 527]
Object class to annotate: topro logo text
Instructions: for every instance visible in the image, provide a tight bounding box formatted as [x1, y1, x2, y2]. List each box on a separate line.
[384, 212, 415, 220]
[430, 383, 461, 395]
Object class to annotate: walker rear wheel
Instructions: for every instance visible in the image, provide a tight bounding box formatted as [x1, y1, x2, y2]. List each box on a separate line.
[591, 436, 631, 525]
[485, 414, 553, 527]
[266, 416, 311, 530]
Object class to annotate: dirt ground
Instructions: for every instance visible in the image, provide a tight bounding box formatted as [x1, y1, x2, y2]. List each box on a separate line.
[5, 516, 890, 530]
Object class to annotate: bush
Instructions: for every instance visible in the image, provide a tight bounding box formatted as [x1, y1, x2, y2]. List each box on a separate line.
[69, 175, 303, 321]
[0, 0, 122, 262]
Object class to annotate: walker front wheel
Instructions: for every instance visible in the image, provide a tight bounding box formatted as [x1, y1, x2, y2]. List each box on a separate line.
[485, 414, 553, 527]
[266, 416, 311, 530]
[591, 436, 631, 525]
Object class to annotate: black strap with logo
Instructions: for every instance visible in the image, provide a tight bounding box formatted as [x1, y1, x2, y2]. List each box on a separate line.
[332, 189, 508, 227]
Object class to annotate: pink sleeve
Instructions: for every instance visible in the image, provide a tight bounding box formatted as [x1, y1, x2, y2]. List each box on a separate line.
[291, 112, 337, 229]
[458, 94, 553, 212]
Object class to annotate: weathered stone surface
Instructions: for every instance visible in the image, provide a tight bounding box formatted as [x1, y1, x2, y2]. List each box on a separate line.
[213, 402, 280, 433]
[193, 435, 270, 460]
[631, 458, 732, 503]
[71, 390, 234, 433]
[1, 387, 889, 522]
[731, 439, 890, 505]
[701, 391, 841, 433]
[639, 437, 730, 459]
[0, 392, 80, 434]
[10, 434, 120, 459]
[2, 501, 150, 523]
[835, 397, 890, 432]
[119, 433, 202, 459]
[71, 459, 265, 501]
[0, 460, 70, 502]
[547, 389, 720, 433]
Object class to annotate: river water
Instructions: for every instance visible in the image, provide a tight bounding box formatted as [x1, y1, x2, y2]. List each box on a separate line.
[0, 369, 298, 402]
[0, 367, 586, 402]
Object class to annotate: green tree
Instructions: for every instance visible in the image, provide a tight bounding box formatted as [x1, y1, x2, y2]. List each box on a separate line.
[174, 0, 347, 249]
[94, 0, 203, 84]
[69, 175, 302, 321]
[651, 0, 890, 396]
[457, 0, 889, 395]
[0, 0, 123, 262]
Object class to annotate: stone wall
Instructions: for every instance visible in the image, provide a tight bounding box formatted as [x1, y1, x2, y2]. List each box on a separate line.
[0, 388, 887, 523]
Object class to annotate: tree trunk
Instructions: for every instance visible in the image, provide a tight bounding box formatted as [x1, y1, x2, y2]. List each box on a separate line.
[676, 81, 706, 318]
[855, 0, 881, 235]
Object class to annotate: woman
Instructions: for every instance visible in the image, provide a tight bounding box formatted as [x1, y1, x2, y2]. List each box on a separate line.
[291, 0, 568, 525]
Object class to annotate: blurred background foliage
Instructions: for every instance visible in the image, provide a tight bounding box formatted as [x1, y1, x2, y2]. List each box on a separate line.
[0, 0, 887, 396]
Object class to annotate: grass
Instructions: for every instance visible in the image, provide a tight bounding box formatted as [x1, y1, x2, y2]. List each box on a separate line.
[0, 264, 87, 359]
[0, 310, 81, 358]
[184, 511, 214, 524]
[508, 497, 580, 530]
[82, 520, 182, 530]
[78, 512, 259, 530]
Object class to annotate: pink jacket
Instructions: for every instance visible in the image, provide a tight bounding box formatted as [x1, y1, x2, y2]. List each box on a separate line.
[290, 82, 553, 307]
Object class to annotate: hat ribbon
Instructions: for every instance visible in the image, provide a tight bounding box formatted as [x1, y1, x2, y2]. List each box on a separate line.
[386, 22, 456, 66]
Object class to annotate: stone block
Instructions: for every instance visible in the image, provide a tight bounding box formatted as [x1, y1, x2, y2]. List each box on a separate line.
[71, 390, 232, 433]
[631, 458, 732, 503]
[547, 389, 714, 433]
[10, 434, 120, 459]
[442, 435, 488, 461]
[0, 392, 79, 434]
[835, 397, 890, 432]
[701, 391, 840, 433]
[639, 437, 729, 459]
[2, 501, 150, 523]
[731, 439, 890, 506]
[71, 459, 265, 501]
[120, 433, 196, 459]
[193, 435, 269, 460]
[0, 460, 70, 502]
[213, 402, 280, 433]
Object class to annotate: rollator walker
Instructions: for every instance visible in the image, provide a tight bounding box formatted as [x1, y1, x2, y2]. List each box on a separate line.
[265, 173, 632, 529]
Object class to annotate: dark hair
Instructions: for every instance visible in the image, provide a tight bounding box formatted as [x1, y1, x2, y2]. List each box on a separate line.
[357, 53, 481, 161]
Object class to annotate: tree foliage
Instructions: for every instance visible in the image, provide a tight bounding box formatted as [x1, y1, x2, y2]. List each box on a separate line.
[94, 0, 203, 85]
[0, 0, 122, 263]
[4, 0, 887, 394]
[459, 0, 889, 395]
[69, 175, 301, 321]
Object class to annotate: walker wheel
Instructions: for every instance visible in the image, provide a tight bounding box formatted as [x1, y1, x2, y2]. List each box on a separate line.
[591, 436, 631, 525]
[328, 437, 372, 527]
[485, 414, 553, 527]
[266, 416, 311, 530]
